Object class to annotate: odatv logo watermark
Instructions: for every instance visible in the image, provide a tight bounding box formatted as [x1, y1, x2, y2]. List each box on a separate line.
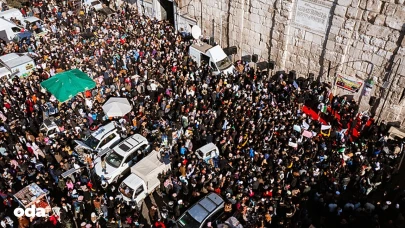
[14, 205, 50, 218]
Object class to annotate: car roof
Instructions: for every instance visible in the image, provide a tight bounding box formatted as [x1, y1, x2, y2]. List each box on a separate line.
[122, 173, 143, 189]
[182, 193, 224, 224]
[43, 119, 58, 128]
[0, 9, 22, 17]
[23, 17, 41, 23]
[113, 134, 147, 156]
[91, 122, 117, 140]
[196, 143, 218, 154]
[1, 54, 33, 69]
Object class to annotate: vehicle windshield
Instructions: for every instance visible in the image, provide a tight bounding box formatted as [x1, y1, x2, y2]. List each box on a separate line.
[177, 213, 201, 228]
[216, 57, 232, 71]
[105, 152, 123, 168]
[196, 150, 204, 158]
[119, 182, 133, 198]
[84, 136, 100, 149]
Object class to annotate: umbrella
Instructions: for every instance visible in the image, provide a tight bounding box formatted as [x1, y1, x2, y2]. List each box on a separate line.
[102, 97, 132, 117]
[40, 69, 96, 102]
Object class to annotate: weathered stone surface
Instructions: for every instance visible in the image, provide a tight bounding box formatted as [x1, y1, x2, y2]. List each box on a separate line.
[376, 49, 387, 58]
[312, 34, 323, 45]
[385, 41, 398, 52]
[398, 47, 405, 56]
[344, 19, 356, 30]
[346, 6, 358, 19]
[330, 25, 340, 35]
[338, 0, 352, 6]
[372, 54, 385, 66]
[374, 15, 386, 26]
[332, 16, 345, 28]
[326, 41, 335, 51]
[388, 30, 400, 42]
[370, 37, 386, 49]
[394, 5, 405, 20]
[366, 0, 382, 12]
[334, 5, 347, 17]
[386, 16, 403, 30]
[365, 24, 391, 39]
[384, 3, 397, 16]
[350, 0, 360, 7]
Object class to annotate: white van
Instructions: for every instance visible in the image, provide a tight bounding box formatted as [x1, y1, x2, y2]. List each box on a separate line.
[195, 143, 219, 163]
[189, 43, 234, 75]
[0, 18, 24, 43]
[119, 149, 171, 207]
[0, 9, 23, 21]
[83, 0, 103, 11]
[94, 134, 150, 184]
[75, 122, 121, 152]
[0, 53, 35, 78]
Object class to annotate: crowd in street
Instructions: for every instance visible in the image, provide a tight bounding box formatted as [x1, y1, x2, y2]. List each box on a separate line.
[0, 0, 405, 228]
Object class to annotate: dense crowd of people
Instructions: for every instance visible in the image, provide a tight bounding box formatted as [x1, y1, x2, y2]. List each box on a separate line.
[0, 0, 404, 228]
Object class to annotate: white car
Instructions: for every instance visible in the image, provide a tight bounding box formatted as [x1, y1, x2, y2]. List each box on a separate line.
[83, 0, 103, 11]
[75, 121, 121, 153]
[94, 134, 150, 184]
[195, 143, 219, 163]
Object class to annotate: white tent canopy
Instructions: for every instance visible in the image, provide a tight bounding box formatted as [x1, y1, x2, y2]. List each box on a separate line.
[102, 97, 132, 117]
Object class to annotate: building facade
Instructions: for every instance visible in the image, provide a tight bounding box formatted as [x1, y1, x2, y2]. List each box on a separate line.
[133, 0, 405, 127]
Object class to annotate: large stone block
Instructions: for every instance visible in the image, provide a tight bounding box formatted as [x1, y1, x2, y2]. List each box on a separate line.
[326, 41, 335, 51]
[353, 61, 362, 70]
[376, 49, 387, 58]
[351, 0, 360, 7]
[312, 34, 323, 45]
[371, 54, 384, 66]
[360, 34, 372, 44]
[353, 48, 362, 59]
[366, 0, 382, 12]
[330, 25, 340, 35]
[374, 15, 386, 26]
[340, 29, 352, 39]
[346, 7, 358, 19]
[333, 16, 345, 28]
[338, 0, 352, 6]
[394, 5, 405, 20]
[386, 16, 403, 30]
[344, 19, 356, 30]
[370, 37, 386, 48]
[388, 30, 400, 42]
[383, 3, 397, 16]
[359, 0, 367, 9]
[335, 44, 345, 54]
[250, 14, 260, 24]
[334, 5, 347, 17]
[305, 32, 313, 42]
[365, 24, 391, 39]
[363, 44, 374, 52]
[385, 41, 398, 52]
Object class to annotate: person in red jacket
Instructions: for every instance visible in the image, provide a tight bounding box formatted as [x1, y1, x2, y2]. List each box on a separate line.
[154, 220, 166, 228]
[49, 213, 59, 226]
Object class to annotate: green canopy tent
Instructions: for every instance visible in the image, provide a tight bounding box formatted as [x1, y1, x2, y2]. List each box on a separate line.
[40, 69, 96, 102]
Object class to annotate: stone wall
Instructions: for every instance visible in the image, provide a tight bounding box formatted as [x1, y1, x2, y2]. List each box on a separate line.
[174, 0, 405, 127]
